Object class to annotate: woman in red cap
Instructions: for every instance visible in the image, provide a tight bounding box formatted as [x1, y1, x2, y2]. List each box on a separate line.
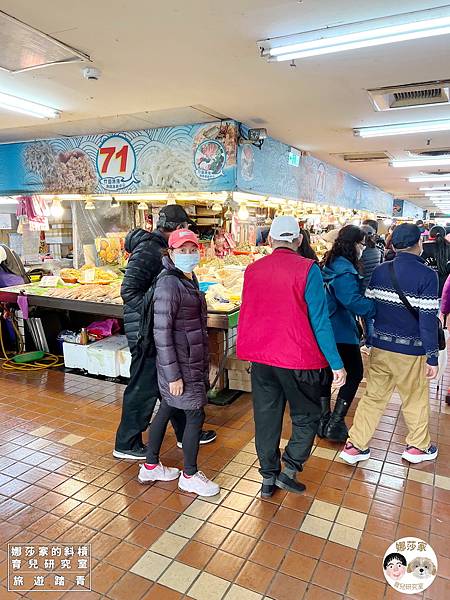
[137, 229, 220, 497]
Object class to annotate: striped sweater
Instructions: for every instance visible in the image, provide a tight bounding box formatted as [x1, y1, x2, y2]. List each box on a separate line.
[366, 252, 439, 366]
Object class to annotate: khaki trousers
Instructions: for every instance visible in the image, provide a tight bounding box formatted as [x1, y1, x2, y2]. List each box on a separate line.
[348, 348, 431, 451]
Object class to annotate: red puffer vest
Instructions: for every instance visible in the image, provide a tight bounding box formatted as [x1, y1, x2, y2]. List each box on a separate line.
[237, 248, 328, 370]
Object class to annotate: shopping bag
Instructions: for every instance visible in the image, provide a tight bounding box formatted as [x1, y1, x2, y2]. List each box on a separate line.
[437, 329, 449, 380]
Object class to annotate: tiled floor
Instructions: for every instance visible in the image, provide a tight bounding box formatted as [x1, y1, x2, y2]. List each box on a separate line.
[0, 368, 449, 599]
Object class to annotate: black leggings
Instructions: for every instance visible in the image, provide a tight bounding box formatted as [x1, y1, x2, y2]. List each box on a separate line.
[325, 343, 364, 403]
[146, 399, 205, 475]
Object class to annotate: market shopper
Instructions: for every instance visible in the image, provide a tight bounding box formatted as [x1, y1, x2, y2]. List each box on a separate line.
[298, 228, 319, 261]
[237, 216, 346, 497]
[341, 224, 439, 465]
[421, 225, 450, 296]
[114, 205, 216, 460]
[320, 226, 376, 442]
[138, 229, 219, 497]
[360, 224, 383, 350]
[360, 224, 383, 291]
[362, 218, 385, 256]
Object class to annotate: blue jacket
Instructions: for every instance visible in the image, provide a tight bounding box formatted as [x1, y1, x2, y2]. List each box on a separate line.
[322, 257, 376, 345]
[366, 252, 439, 365]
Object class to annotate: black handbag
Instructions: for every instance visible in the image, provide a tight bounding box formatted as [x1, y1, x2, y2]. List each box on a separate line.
[388, 262, 446, 351]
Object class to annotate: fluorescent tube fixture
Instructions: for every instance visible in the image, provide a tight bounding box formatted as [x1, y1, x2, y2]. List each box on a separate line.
[0, 91, 60, 118]
[419, 187, 450, 190]
[392, 157, 450, 168]
[424, 191, 450, 196]
[354, 119, 450, 138]
[259, 6, 450, 62]
[409, 174, 450, 182]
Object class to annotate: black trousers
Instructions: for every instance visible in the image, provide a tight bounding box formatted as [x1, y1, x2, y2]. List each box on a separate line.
[251, 363, 331, 479]
[147, 399, 205, 475]
[322, 343, 364, 403]
[115, 348, 186, 452]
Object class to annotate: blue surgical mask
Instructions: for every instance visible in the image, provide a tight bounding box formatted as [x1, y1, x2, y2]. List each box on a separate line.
[173, 252, 200, 273]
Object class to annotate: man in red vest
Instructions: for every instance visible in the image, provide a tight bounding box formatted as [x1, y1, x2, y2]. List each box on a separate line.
[237, 216, 346, 496]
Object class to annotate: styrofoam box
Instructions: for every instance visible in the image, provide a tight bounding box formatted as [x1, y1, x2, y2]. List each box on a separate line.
[63, 342, 89, 370]
[86, 335, 129, 378]
[118, 347, 132, 378]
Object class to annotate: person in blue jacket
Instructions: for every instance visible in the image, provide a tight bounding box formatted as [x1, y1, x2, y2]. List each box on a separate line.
[319, 225, 376, 442]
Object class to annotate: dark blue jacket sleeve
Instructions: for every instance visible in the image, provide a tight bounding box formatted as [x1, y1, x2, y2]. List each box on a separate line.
[305, 264, 344, 371]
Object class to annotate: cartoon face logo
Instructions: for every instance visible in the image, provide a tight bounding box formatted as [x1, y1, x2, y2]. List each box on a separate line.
[384, 553, 407, 581]
[407, 557, 437, 580]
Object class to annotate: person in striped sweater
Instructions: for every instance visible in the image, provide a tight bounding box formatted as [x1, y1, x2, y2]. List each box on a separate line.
[340, 223, 439, 465]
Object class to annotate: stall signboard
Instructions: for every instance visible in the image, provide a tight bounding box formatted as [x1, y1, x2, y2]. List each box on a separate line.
[393, 199, 423, 219]
[237, 134, 393, 215]
[0, 121, 238, 195]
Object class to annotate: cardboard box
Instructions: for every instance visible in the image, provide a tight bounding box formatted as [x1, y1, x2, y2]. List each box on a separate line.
[225, 354, 251, 372]
[229, 377, 252, 393]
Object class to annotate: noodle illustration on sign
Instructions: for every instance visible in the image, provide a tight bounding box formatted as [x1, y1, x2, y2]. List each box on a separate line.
[24, 142, 97, 194]
[194, 140, 227, 180]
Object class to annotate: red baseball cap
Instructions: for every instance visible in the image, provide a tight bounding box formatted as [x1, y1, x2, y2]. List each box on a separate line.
[168, 228, 200, 249]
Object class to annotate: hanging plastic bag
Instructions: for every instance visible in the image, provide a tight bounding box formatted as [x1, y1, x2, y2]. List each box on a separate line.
[86, 318, 120, 340]
[437, 329, 449, 380]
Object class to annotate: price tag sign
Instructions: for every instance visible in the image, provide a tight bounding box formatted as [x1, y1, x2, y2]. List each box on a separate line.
[96, 135, 138, 191]
[39, 276, 61, 288]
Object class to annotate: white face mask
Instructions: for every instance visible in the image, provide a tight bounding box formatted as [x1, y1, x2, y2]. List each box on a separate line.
[356, 246, 364, 260]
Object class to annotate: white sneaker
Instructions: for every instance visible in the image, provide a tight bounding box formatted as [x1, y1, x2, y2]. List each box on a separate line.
[138, 463, 180, 484]
[178, 471, 220, 497]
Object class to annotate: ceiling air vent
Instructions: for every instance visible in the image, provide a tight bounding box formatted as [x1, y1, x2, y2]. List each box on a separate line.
[332, 151, 391, 163]
[407, 147, 450, 157]
[368, 80, 450, 112]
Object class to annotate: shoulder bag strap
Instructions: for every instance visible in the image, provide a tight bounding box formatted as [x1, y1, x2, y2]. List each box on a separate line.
[388, 262, 419, 321]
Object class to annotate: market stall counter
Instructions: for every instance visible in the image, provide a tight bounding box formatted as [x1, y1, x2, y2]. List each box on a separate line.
[0, 283, 240, 402]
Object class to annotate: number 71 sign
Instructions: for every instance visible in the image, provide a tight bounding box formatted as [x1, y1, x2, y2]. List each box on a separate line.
[96, 135, 138, 191]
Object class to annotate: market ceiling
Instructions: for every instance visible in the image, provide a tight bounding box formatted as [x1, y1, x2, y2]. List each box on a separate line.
[0, 0, 449, 210]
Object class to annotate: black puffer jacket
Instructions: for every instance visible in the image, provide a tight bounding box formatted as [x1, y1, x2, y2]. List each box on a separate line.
[153, 256, 209, 410]
[361, 246, 382, 291]
[121, 229, 167, 349]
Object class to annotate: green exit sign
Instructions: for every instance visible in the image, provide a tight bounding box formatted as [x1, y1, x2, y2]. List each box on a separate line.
[288, 148, 301, 167]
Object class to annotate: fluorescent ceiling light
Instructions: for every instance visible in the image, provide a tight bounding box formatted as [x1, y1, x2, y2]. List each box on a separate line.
[354, 119, 450, 138]
[260, 6, 450, 62]
[391, 157, 450, 168]
[409, 174, 450, 182]
[419, 186, 450, 190]
[424, 190, 450, 195]
[0, 10, 90, 72]
[0, 91, 60, 118]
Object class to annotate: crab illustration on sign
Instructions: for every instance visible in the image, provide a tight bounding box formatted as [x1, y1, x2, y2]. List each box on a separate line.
[194, 140, 227, 180]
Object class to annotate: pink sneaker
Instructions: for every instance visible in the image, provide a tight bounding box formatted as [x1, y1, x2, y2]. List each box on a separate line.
[402, 445, 438, 464]
[339, 442, 371, 465]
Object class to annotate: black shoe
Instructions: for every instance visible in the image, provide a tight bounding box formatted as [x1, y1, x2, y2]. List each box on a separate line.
[324, 398, 350, 443]
[261, 479, 276, 498]
[177, 430, 217, 449]
[113, 446, 147, 460]
[316, 396, 331, 438]
[275, 472, 306, 494]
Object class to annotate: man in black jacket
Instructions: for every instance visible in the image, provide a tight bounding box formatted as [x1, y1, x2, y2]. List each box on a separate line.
[114, 205, 216, 459]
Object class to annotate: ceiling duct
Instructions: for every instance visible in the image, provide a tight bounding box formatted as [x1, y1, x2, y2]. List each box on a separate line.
[0, 10, 90, 73]
[332, 151, 391, 163]
[368, 79, 450, 111]
[407, 147, 450, 157]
